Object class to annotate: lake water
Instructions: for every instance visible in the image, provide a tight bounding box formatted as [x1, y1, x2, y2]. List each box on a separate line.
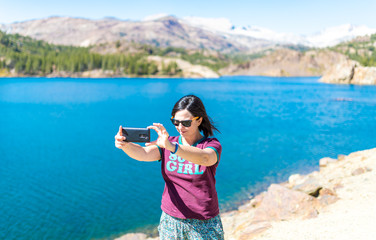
[1, 76, 376, 240]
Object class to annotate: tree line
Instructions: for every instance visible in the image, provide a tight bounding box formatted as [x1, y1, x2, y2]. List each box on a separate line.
[0, 31, 181, 76]
[331, 33, 376, 67]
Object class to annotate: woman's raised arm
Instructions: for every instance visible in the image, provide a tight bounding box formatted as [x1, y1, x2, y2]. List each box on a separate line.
[115, 126, 161, 162]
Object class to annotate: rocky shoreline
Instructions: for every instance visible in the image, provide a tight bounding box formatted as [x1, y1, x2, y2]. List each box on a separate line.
[115, 147, 375, 240]
[319, 59, 376, 85]
[0, 69, 218, 79]
[2, 53, 376, 83]
[0, 56, 220, 79]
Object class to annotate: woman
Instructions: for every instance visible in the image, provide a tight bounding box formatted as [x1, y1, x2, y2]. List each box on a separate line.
[114, 95, 224, 240]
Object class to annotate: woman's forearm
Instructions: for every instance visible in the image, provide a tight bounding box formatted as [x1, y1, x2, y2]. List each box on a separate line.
[165, 142, 215, 166]
[122, 143, 159, 162]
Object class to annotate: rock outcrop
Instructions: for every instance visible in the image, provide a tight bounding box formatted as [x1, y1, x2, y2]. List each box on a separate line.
[219, 49, 349, 77]
[222, 148, 374, 240]
[319, 59, 376, 85]
[352, 66, 376, 84]
[255, 148, 375, 240]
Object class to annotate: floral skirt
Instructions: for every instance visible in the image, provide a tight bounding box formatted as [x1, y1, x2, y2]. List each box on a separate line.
[158, 211, 225, 240]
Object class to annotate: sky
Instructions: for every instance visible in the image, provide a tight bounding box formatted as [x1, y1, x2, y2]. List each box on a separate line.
[0, 0, 375, 35]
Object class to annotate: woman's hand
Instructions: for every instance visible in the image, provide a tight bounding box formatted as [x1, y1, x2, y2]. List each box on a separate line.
[147, 123, 173, 150]
[114, 126, 129, 149]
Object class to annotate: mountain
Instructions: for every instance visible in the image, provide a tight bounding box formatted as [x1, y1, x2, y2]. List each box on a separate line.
[182, 17, 376, 48]
[0, 16, 247, 53]
[0, 16, 285, 53]
[2, 15, 376, 52]
[2, 15, 375, 52]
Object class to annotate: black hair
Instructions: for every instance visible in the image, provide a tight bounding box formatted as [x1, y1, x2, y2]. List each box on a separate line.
[171, 95, 220, 137]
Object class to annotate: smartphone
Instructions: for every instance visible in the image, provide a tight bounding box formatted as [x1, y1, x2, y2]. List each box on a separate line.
[122, 127, 150, 143]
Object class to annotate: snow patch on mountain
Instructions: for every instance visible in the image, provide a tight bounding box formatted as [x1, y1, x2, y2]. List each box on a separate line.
[142, 13, 170, 22]
[306, 24, 376, 47]
[182, 16, 376, 48]
[182, 16, 234, 32]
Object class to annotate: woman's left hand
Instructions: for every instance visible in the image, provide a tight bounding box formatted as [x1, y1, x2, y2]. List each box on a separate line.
[147, 123, 173, 150]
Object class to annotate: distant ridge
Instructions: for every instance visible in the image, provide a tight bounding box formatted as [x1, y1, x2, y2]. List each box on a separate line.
[0, 16, 248, 53]
[2, 15, 375, 53]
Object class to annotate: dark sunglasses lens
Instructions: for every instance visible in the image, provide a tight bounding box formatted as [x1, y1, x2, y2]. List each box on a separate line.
[171, 118, 192, 127]
[171, 119, 179, 126]
[181, 121, 191, 127]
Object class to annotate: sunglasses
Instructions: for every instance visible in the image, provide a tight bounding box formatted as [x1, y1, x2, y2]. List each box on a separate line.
[170, 116, 199, 127]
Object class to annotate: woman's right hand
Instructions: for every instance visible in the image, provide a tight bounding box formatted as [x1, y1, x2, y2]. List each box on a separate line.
[115, 126, 128, 149]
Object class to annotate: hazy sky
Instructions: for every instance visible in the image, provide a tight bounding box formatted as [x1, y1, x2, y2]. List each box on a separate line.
[0, 0, 375, 34]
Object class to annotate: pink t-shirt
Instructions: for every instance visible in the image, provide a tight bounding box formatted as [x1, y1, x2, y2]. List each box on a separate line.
[158, 136, 222, 220]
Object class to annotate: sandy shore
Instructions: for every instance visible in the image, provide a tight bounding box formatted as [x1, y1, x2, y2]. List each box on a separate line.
[117, 147, 376, 240]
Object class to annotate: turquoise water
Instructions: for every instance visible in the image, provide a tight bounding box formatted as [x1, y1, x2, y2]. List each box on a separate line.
[1, 76, 376, 239]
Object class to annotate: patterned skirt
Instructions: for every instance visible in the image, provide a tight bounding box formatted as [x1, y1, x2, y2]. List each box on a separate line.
[158, 211, 225, 240]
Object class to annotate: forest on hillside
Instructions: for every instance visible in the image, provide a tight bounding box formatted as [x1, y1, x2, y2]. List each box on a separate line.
[330, 34, 376, 67]
[0, 31, 181, 76]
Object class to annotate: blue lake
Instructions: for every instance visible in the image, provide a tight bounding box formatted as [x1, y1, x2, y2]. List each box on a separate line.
[1, 76, 376, 239]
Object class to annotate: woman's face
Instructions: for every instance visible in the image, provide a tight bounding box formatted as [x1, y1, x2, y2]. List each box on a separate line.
[173, 109, 202, 137]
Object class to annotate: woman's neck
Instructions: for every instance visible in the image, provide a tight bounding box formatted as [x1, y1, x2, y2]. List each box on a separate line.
[181, 132, 203, 146]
